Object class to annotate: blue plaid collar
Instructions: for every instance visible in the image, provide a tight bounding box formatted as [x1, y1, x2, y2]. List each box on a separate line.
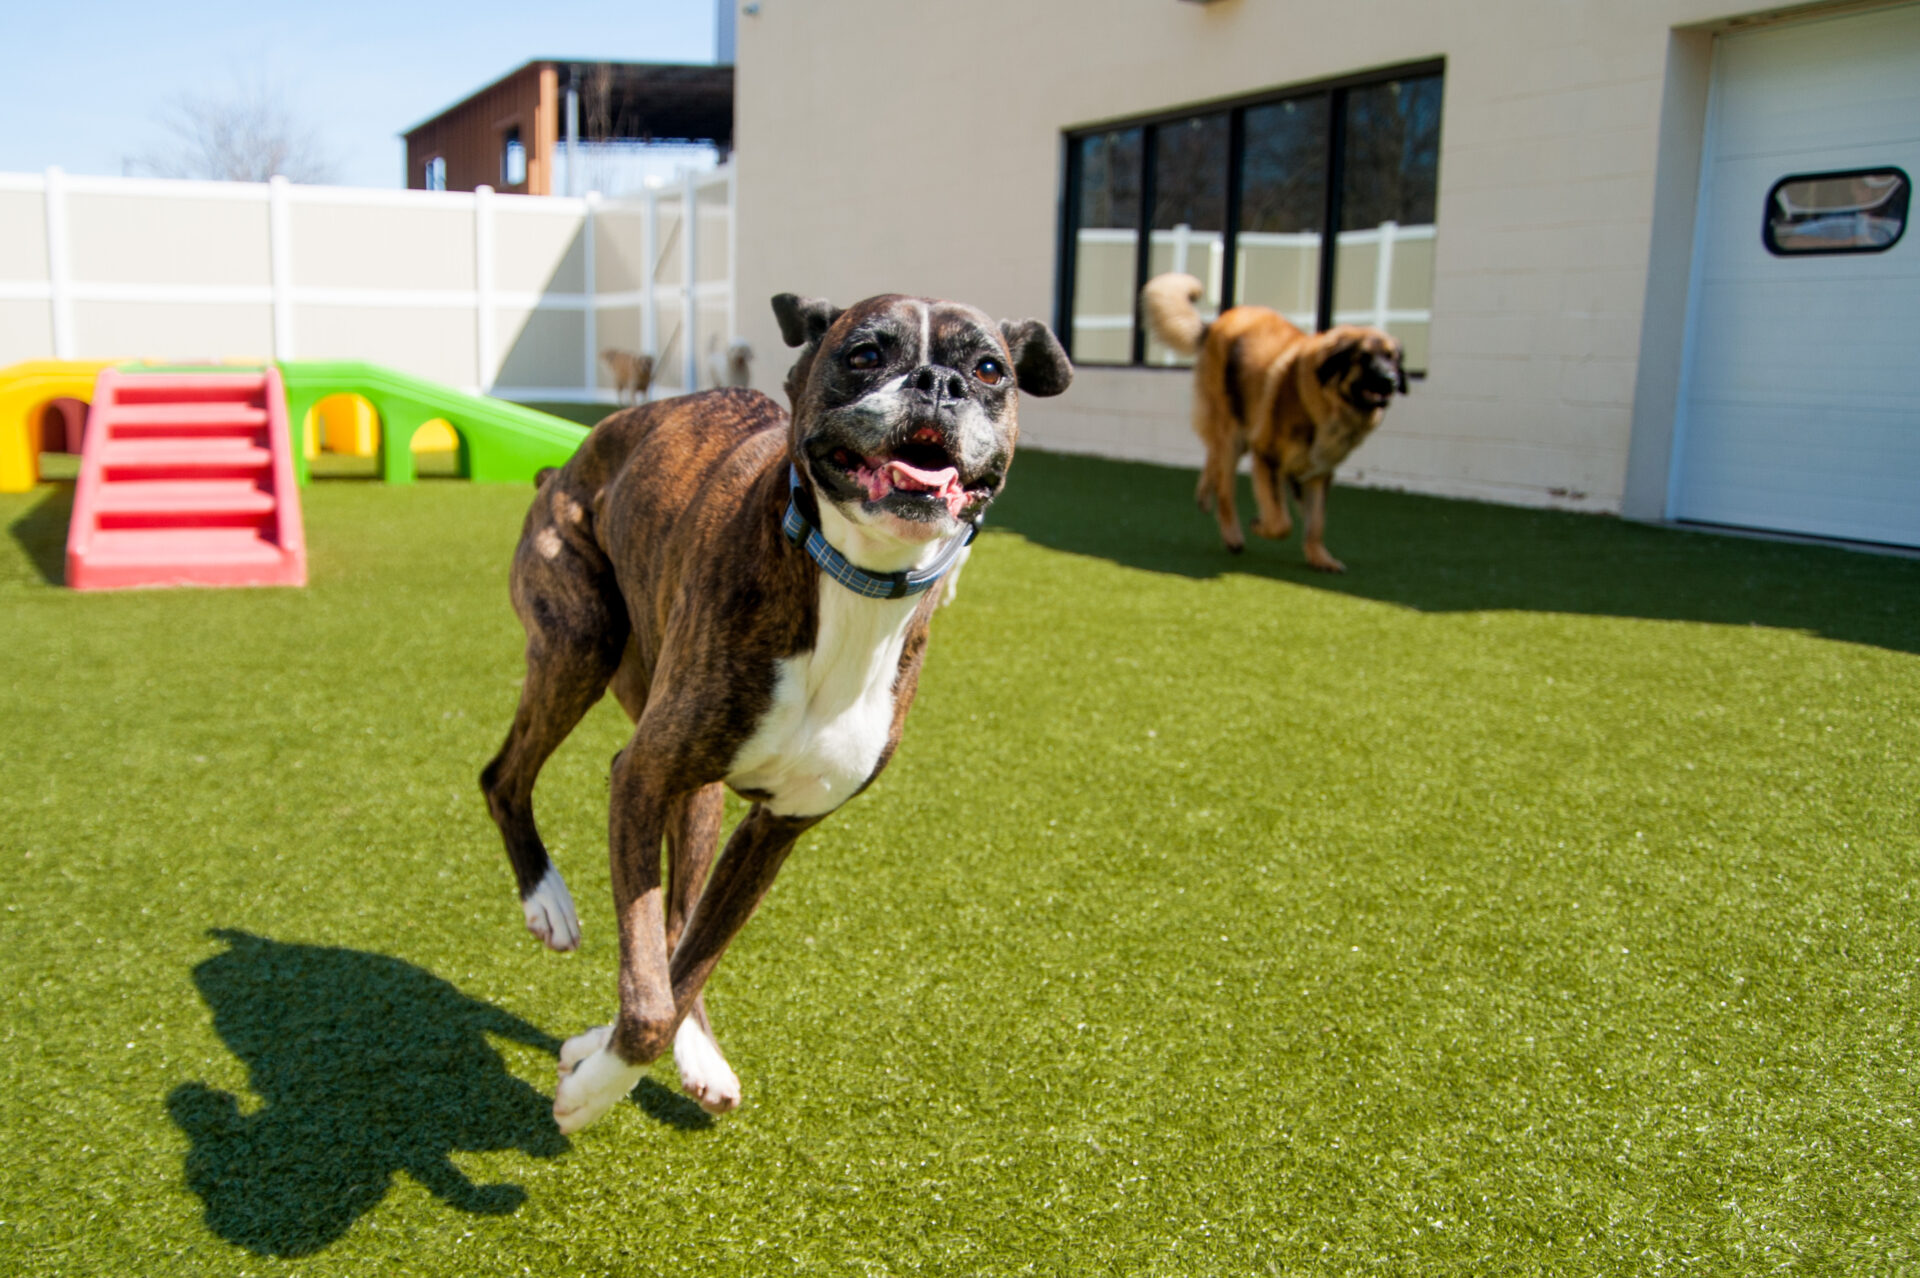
[783, 465, 978, 600]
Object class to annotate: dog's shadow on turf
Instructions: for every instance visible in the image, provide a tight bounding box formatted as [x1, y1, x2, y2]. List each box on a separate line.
[5, 484, 72, 586]
[992, 451, 1920, 655]
[167, 929, 573, 1258]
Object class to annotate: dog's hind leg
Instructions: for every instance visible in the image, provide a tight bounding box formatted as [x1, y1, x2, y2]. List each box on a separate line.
[1250, 455, 1293, 540]
[1204, 448, 1246, 553]
[664, 784, 741, 1113]
[480, 526, 628, 952]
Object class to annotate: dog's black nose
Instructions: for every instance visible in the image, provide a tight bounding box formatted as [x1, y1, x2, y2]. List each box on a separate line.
[911, 366, 967, 400]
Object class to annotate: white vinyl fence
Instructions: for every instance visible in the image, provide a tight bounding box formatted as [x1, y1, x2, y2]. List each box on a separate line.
[0, 165, 737, 401]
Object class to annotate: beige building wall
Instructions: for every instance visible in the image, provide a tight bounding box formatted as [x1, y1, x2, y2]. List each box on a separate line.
[730, 0, 1810, 514]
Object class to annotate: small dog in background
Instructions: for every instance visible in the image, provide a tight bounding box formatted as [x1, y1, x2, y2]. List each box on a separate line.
[601, 348, 656, 406]
[707, 335, 753, 389]
[1142, 272, 1406, 572]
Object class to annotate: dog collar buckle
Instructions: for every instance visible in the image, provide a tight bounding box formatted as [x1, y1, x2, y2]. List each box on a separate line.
[784, 465, 977, 600]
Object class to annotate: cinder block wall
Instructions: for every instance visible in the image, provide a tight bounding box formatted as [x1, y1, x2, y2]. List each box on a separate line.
[732, 0, 1746, 513]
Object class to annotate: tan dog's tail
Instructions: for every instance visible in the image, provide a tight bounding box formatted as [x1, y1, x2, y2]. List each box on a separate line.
[1140, 273, 1207, 357]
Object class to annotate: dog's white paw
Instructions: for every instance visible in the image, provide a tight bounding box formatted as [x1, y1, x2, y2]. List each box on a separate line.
[523, 868, 580, 952]
[553, 1025, 642, 1134]
[673, 1018, 741, 1114]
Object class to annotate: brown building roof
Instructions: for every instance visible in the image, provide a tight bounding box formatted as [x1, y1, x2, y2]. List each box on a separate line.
[402, 60, 734, 195]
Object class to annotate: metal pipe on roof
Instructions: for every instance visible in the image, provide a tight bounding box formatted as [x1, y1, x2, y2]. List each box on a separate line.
[565, 80, 580, 198]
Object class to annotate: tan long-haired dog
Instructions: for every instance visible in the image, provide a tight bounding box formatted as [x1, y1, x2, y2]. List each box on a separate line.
[601, 348, 656, 407]
[1142, 273, 1406, 572]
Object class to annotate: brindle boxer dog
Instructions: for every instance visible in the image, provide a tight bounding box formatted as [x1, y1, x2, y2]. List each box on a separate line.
[481, 292, 1071, 1134]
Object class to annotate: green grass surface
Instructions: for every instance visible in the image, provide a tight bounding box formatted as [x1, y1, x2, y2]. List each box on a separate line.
[2, 453, 1916, 1275]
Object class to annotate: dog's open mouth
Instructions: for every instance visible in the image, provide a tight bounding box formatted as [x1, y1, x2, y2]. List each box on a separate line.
[822, 427, 980, 519]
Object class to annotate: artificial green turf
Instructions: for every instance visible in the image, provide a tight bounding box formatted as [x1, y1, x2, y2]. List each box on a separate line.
[1, 455, 1916, 1275]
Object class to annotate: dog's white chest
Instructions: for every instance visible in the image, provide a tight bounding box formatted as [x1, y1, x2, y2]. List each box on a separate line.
[726, 585, 917, 818]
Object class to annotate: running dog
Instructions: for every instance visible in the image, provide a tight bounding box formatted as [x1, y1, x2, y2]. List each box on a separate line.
[482, 292, 1070, 1133]
[1142, 272, 1405, 571]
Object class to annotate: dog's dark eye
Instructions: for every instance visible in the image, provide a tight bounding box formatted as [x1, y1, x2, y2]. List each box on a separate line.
[974, 357, 1005, 386]
[845, 344, 882, 371]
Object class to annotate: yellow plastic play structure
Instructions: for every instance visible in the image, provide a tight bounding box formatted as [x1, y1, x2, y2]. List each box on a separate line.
[0, 361, 114, 492]
[2, 357, 582, 490]
[304, 393, 379, 459]
[301, 394, 459, 460]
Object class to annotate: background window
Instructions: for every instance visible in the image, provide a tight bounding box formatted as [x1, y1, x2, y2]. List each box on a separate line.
[1066, 128, 1143, 365]
[501, 127, 527, 188]
[1764, 168, 1909, 255]
[1147, 114, 1230, 365]
[1336, 77, 1443, 372]
[424, 156, 447, 191]
[1238, 95, 1329, 330]
[1059, 65, 1443, 373]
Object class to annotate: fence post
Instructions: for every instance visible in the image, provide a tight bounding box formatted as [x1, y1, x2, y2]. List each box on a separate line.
[1373, 220, 1397, 332]
[475, 185, 496, 393]
[682, 168, 699, 393]
[643, 187, 659, 391]
[269, 175, 294, 362]
[583, 191, 599, 398]
[725, 163, 737, 348]
[44, 167, 73, 360]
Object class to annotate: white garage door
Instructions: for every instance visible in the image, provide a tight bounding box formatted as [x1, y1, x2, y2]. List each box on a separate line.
[1672, 4, 1920, 547]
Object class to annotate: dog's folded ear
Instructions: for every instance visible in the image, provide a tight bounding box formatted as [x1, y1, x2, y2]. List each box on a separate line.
[1393, 345, 1409, 395]
[772, 294, 844, 348]
[998, 319, 1073, 398]
[1315, 338, 1360, 386]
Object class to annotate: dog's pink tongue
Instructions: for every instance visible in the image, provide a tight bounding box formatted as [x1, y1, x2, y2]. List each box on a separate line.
[885, 459, 968, 518]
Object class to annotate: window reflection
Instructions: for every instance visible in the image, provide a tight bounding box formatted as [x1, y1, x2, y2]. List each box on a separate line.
[1070, 128, 1143, 365]
[1147, 115, 1231, 365]
[1237, 96, 1328, 330]
[1059, 68, 1444, 372]
[1336, 76, 1442, 373]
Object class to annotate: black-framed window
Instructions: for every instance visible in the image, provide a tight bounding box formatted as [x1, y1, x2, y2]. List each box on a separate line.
[1059, 63, 1443, 373]
[501, 126, 527, 188]
[1763, 168, 1908, 255]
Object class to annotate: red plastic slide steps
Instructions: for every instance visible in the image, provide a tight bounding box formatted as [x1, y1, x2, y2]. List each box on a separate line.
[66, 368, 307, 590]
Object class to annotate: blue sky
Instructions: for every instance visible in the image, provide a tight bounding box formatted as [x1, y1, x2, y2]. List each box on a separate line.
[2, 0, 719, 188]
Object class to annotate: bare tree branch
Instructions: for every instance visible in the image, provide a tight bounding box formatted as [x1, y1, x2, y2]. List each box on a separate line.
[126, 81, 335, 184]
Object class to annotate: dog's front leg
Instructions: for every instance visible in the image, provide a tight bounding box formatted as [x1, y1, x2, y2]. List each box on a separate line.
[1299, 476, 1346, 573]
[669, 804, 820, 1031]
[552, 746, 681, 1135]
[663, 785, 742, 1113]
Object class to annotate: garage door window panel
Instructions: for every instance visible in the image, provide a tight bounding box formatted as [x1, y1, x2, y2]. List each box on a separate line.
[1764, 168, 1909, 255]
